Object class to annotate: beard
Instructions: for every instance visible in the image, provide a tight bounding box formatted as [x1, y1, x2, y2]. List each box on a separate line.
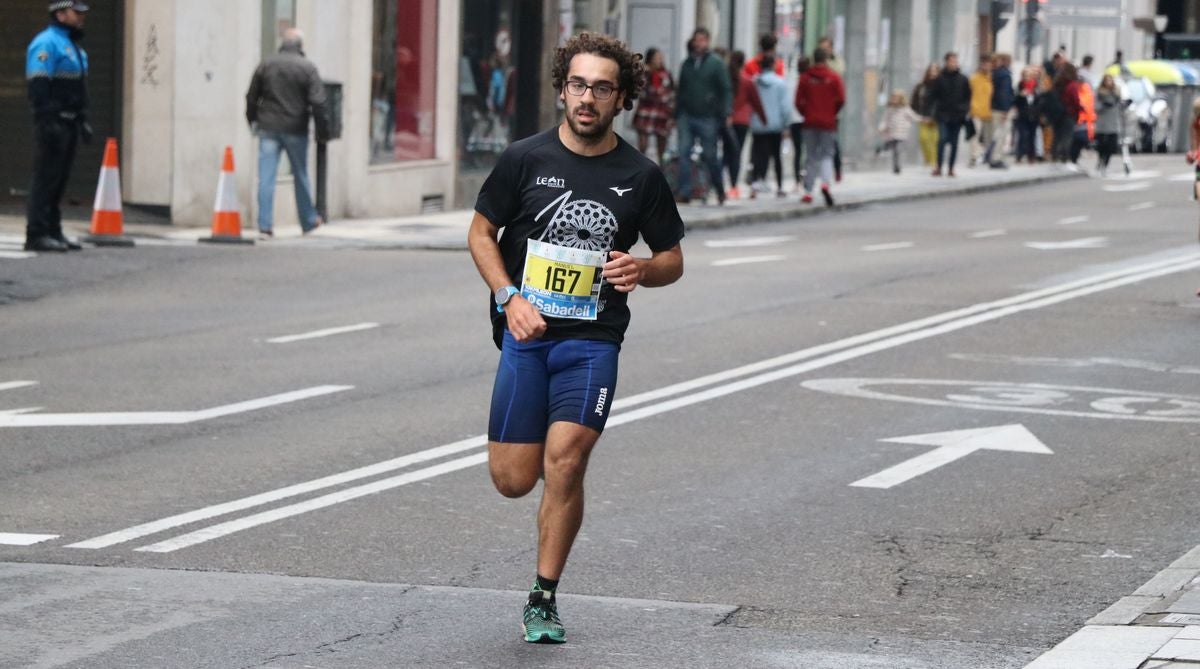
[564, 103, 614, 142]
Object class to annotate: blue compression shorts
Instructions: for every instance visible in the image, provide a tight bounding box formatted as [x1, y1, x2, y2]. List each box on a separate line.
[488, 330, 620, 443]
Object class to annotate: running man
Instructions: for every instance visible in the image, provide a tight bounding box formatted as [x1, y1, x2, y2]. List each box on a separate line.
[466, 33, 685, 644]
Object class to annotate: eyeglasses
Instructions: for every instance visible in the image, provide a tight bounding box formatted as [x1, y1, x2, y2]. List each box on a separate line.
[564, 80, 616, 100]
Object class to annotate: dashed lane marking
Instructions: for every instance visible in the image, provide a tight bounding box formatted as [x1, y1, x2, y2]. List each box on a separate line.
[1056, 215, 1090, 225]
[1025, 237, 1109, 250]
[1128, 201, 1156, 211]
[1104, 181, 1151, 192]
[266, 322, 381, 344]
[970, 229, 1007, 239]
[861, 242, 914, 252]
[710, 255, 786, 267]
[703, 235, 794, 248]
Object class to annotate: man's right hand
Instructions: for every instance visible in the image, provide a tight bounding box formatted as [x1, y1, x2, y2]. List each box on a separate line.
[503, 295, 547, 342]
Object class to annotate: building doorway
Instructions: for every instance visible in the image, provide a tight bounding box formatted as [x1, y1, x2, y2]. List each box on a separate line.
[0, 0, 123, 210]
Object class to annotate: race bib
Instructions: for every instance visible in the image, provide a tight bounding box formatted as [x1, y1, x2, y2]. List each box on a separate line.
[521, 240, 605, 320]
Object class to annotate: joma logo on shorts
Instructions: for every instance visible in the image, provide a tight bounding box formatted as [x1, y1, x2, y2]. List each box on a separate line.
[594, 387, 609, 416]
[536, 176, 566, 188]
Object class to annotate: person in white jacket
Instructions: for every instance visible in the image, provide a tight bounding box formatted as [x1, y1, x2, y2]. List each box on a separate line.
[877, 90, 920, 174]
[747, 56, 794, 197]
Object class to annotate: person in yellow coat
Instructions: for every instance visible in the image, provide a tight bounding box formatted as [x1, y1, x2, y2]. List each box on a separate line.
[910, 64, 940, 167]
[968, 54, 993, 167]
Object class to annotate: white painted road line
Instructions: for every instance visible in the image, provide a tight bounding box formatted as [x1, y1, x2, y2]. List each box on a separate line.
[0, 533, 59, 546]
[0, 381, 37, 392]
[1025, 237, 1109, 250]
[861, 242, 914, 252]
[970, 229, 1007, 239]
[135, 453, 491, 552]
[1056, 215, 1090, 225]
[266, 322, 380, 344]
[0, 385, 351, 428]
[703, 235, 794, 248]
[79, 251, 1200, 552]
[68, 435, 486, 549]
[0, 251, 37, 260]
[1104, 181, 1151, 192]
[1128, 201, 1156, 211]
[711, 255, 786, 267]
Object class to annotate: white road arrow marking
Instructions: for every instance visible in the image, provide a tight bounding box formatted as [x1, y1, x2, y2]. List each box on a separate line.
[1025, 237, 1109, 250]
[850, 424, 1053, 489]
[0, 385, 352, 428]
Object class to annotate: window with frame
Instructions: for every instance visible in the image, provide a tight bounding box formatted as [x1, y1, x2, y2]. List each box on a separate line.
[371, 0, 438, 163]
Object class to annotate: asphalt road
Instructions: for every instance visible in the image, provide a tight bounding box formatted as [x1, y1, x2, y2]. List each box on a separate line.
[2, 156, 1199, 668]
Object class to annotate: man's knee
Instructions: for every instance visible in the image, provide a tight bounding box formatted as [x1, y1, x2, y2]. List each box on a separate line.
[488, 442, 544, 498]
[491, 466, 540, 498]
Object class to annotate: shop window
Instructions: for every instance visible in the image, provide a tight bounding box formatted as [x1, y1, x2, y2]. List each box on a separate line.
[371, 0, 437, 163]
[459, 2, 517, 171]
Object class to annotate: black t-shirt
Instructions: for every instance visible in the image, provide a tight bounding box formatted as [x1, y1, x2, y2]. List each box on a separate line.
[475, 127, 685, 348]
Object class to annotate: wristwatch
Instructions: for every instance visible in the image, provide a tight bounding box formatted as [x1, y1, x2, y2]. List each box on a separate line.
[495, 285, 519, 312]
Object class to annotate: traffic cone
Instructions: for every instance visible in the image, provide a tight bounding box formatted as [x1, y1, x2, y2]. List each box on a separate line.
[201, 146, 253, 245]
[83, 137, 134, 247]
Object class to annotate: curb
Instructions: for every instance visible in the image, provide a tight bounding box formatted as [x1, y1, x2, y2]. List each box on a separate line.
[1026, 543, 1200, 668]
[344, 170, 1087, 250]
[680, 170, 1087, 232]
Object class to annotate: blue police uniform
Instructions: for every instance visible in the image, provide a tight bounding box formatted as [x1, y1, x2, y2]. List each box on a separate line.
[25, 20, 90, 250]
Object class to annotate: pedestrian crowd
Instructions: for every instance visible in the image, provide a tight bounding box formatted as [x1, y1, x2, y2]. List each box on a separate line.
[632, 30, 1138, 209]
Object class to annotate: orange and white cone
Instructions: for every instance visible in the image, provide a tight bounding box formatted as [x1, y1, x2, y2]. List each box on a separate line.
[83, 137, 134, 247]
[202, 146, 253, 244]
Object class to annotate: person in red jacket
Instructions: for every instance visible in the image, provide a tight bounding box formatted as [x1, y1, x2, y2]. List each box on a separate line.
[794, 47, 845, 206]
[743, 33, 785, 77]
[724, 50, 766, 199]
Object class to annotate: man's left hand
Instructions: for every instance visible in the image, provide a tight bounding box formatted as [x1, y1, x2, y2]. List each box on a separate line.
[603, 251, 641, 293]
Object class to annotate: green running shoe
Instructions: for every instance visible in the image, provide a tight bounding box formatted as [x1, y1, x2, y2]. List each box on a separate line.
[522, 589, 566, 644]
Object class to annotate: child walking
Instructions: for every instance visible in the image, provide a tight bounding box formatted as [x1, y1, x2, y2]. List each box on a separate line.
[877, 90, 919, 174]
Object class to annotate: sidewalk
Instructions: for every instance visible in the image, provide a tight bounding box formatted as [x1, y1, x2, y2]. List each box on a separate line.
[0, 163, 1085, 252]
[1026, 543, 1200, 668]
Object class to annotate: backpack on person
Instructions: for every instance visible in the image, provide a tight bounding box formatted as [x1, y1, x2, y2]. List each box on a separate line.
[1037, 90, 1066, 125]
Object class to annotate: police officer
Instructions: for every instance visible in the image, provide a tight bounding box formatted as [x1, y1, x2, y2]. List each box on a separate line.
[25, 0, 93, 252]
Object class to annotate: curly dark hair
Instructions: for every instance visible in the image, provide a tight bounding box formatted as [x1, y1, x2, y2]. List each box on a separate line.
[551, 32, 646, 111]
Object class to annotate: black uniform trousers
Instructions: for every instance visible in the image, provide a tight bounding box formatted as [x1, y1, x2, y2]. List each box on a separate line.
[26, 118, 79, 242]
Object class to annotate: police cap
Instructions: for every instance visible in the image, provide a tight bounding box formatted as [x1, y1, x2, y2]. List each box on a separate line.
[48, 1, 89, 12]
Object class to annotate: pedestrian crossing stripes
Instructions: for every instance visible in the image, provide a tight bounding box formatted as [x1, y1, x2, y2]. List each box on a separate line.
[0, 235, 35, 260]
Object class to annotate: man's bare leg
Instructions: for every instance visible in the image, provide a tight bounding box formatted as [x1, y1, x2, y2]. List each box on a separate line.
[537, 421, 601, 580]
[489, 441, 544, 499]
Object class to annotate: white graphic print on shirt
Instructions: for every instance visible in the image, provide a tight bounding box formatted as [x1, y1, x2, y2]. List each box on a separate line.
[535, 190, 618, 253]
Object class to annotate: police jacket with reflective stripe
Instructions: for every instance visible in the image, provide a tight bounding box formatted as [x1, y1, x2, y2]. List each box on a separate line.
[26, 23, 89, 121]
